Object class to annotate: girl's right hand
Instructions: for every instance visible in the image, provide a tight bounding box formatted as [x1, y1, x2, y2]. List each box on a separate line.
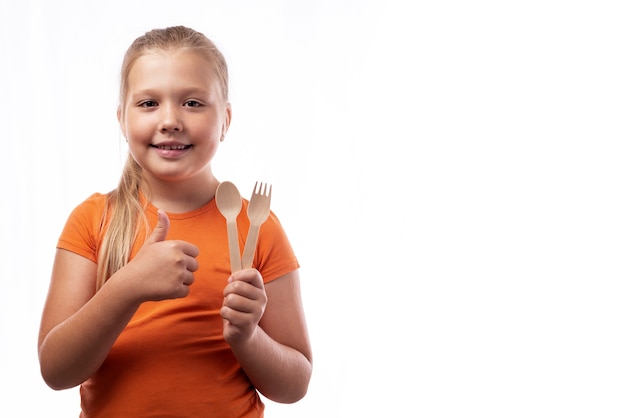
[123, 209, 199, 302]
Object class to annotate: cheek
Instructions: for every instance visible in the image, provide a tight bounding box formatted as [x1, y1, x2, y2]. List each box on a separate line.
[189, 118, 222, 145]
[126, 122, 152, 145]
[194, 129, 221, 164]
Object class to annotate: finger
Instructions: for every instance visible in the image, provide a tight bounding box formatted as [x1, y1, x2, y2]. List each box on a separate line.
[221, 305, 248, 323]
[181, 242, 200, 258]
[223, 279, 265, 300]
[228, 268, 264, 289]
[185, 254, 199, 273]
[182, 271, 195, 286]
[146, 209, 170, 245]
[221, 303, 262, 328]
[172, 242, 199, 270]
[223, 292, 264, 314]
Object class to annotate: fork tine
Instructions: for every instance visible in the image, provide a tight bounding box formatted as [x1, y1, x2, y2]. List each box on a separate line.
[254, 181, 269, 197]
[250, 181, 272, 199]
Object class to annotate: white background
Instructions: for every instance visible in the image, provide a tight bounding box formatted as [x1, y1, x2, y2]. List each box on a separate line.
[1, 0, 625, 416]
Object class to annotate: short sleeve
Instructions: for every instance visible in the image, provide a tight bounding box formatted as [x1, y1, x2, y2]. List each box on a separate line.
[56, 193, 108, 263]
[256, 210, 300, 283]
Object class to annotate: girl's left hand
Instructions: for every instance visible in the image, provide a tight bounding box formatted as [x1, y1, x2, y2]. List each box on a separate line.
[221, 269, 268, 346]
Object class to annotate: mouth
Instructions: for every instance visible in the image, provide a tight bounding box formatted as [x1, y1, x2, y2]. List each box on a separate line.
[150, 144, 193, 150]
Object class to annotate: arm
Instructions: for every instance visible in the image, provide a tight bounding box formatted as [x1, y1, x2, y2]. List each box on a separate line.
[221, 269, 313, 403]
[38, 211, 199, 390]
[38, 249, 142, 390]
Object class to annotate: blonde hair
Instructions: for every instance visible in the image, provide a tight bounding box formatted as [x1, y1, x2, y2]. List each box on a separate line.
[96, 26, 229, 290]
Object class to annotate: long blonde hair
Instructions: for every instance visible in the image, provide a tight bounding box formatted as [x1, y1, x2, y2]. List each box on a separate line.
[96, 26, 229, 290]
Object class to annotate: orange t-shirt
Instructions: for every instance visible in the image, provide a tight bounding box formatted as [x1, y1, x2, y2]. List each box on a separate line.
[57, 193, 299, 418]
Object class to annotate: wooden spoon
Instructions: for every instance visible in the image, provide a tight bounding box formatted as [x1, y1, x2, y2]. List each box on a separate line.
[215, 181, 242, 273]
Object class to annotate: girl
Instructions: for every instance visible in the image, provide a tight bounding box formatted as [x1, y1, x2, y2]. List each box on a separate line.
[38, 26, 312, 417]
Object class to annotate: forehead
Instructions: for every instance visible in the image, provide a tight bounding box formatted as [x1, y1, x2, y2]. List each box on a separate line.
[127, 50, 218, 93]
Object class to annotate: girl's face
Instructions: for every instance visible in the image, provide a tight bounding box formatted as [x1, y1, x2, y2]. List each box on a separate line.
[118, 50, 231, 186]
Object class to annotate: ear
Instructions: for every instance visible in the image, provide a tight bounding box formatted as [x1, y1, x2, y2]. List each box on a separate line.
[117, 106, 127, 138]
[220, 103, 232, 142]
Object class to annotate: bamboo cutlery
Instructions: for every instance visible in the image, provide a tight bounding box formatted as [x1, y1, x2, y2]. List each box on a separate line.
[215, 181, 272, 273]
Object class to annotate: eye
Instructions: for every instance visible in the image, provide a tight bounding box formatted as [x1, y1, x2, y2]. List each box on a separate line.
[184, 100, 202, 108]
[139, 100, 158, 108]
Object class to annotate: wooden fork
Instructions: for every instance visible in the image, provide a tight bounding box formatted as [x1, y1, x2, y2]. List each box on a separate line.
[241, 182, 272, 269]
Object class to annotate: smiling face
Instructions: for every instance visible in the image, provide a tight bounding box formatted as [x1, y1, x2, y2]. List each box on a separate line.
[118, 50, 231, 186]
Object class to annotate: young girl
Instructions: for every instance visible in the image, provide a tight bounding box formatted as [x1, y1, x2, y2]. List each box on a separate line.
[38, 26, 312, 417]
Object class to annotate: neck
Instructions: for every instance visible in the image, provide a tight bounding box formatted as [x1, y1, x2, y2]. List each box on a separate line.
[142, 171, 220, 213]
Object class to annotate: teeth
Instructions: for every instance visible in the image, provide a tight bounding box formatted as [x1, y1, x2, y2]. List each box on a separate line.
[158, 145, 188, 150]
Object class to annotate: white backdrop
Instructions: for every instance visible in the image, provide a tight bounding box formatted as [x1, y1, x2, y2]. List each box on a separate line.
[1, 0, 626, 416]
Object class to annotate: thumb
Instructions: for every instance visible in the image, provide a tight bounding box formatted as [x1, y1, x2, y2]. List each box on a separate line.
[146, 209, 170, 244]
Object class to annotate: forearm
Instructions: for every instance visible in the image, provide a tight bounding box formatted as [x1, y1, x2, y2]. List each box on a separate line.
[230, 326, 312, 403]
[38, 277, 140, 390]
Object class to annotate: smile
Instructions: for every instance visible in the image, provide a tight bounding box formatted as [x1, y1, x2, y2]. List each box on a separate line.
[150, 144, 192, 150]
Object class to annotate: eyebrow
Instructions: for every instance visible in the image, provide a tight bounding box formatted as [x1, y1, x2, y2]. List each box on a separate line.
[130, 86, 212, 97]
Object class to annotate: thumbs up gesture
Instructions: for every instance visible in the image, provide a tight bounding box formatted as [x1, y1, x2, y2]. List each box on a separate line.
[125, 210, 200, 302]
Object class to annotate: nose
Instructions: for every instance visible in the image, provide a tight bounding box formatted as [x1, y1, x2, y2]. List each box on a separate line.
[159, 104, 182, 132]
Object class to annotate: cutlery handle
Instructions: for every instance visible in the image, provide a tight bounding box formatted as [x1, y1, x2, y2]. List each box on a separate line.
[226, 220, 242, 273]
[241, 225, 260, 269]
